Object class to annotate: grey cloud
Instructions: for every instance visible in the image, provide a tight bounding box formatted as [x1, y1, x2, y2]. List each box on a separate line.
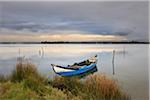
[0, 1, 149, 41]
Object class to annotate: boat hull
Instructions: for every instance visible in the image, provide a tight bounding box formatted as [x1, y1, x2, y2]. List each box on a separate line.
[52, 63, 97, 76]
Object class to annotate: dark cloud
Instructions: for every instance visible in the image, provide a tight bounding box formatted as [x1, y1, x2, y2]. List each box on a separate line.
[0, 1, 149, 41]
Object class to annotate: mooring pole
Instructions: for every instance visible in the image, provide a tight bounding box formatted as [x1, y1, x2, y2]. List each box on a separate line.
[41, 47, 44, 58]
[112, 50, 115, 75]
[123, 46, 125, 58]
[18, 48, 20, 57]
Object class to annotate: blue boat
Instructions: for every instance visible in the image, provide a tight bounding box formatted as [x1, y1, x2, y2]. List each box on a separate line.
[51, 55, 98, 77]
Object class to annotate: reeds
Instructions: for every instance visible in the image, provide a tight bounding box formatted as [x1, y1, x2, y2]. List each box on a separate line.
[84, 74, 129, 100]
[0, 75, 8, 82]
[50, 74, 130, 100]
[0, 58, 130, 100]
[10, 59, 44, 83]
[0, 58, 69, 99]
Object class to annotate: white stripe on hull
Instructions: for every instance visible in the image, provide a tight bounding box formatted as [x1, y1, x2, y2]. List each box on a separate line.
[53, 66, 74, 73]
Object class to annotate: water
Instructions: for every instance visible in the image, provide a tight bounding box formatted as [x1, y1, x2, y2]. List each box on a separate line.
[0, 44, 149, 100]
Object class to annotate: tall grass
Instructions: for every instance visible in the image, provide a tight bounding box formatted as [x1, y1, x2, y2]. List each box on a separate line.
[10, 58, 44, 83]
[0, 75, 8, 82]
[83, 74, 129, 100]
[50, 74, 130, 100]
[0, 58, 130, 100]
[9, 58, 50, 96]
[0, 58, 72, 99]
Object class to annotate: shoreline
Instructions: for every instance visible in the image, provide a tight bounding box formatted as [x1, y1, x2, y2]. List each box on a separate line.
[0, 41, 149, 44]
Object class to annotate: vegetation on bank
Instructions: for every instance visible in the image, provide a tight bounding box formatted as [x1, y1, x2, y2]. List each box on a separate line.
[0, 59, 130, 100]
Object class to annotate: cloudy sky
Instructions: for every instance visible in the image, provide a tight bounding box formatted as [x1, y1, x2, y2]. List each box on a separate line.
[0, 1, 148, 42]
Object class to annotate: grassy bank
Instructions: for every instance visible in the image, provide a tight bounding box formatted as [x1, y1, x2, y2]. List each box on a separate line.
[0, 59, 130, 100]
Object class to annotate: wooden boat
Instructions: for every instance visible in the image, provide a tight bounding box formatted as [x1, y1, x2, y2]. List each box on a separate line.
[51, 55, 98, 76]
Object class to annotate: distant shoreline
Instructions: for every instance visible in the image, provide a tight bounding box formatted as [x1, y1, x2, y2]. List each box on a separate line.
[0, 41, 149, 44]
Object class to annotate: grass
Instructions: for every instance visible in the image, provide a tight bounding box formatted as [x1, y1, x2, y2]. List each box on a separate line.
[50, 75, 130, 100]
[84, 74, 129, 100]
[0, 75, 8, 82]
[10, 58, 45, 83]
[0, 58, 130, 100]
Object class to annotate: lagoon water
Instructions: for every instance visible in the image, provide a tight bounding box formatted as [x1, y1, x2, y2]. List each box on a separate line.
[0, 44, 149, 100]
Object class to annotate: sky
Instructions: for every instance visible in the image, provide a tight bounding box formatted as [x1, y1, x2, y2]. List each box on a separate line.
[0, 1, 149, 42]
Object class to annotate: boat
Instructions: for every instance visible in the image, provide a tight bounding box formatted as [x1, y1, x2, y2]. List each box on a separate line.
[51, 55, 98, 77]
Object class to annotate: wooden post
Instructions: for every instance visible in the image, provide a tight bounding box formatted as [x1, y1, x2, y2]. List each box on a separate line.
[112, 50, 115, 75]
[18, 48, 20, 57]
[123, 46, 125, 58]
[41, 47, 44, 58]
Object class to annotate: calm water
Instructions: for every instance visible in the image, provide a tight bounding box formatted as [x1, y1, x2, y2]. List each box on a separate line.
[0, 44, 149, 100]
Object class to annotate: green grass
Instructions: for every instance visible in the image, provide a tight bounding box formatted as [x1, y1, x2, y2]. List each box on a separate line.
[0, 81, 72, 100]
[10, 59, 45, 83]
[0, 58, 130, 100]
